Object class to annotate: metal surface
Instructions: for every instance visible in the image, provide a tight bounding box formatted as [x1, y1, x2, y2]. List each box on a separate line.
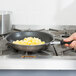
[0, 56, 76, 70]
[6, 31, 53, 52]
[50, 41, 61, 45]
[0, 27, 76, 70]
[6, 31, 72, 52]
[0, 11, 12, 34]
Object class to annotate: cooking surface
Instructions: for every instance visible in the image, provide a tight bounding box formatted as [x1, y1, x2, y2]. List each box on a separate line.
[0, 26, 76, 70]
[0, 28, 76, 59]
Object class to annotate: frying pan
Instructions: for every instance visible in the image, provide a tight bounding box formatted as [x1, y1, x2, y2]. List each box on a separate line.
[6, 31, 72, 52]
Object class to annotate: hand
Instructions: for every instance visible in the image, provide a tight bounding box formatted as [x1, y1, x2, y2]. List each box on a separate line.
[64, 33, 76, 50]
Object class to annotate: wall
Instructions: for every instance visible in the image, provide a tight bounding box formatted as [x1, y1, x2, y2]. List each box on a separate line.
[0, 0, 76, 29]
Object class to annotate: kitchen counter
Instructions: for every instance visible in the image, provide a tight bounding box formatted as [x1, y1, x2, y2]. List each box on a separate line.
[0, 25, 76, 70]
[0, 55, 76, 70]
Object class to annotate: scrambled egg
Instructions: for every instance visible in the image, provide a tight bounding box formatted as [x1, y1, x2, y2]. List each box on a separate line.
[13, 37, 45, 45]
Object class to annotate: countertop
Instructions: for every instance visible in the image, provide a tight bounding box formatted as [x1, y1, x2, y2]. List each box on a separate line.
[0, 25, 76, 70]
[0, 55, 76, 70]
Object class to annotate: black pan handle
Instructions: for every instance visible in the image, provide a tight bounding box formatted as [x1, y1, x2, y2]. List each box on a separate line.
[61, 40, 73, 45]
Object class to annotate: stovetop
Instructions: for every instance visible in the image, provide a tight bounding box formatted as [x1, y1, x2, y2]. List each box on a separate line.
[0, 28, 76, 58]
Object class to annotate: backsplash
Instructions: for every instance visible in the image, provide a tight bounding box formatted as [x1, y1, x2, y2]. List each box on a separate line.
[0, 0, 76, 27]
[14, 25, 76, 30]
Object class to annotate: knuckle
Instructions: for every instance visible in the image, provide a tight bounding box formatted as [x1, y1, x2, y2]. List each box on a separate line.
[70, 45, 74, 48]
[70, 41, 76, 48]
[74, 36, 76, 39]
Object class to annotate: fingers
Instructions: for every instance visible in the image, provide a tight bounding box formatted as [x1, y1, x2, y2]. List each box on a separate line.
[64, 36, 73, 42]
[65, 41, 76, 49]
[64, 33, 76, 42]
[69, 41, 76, 48]
[64, 44, 69, 47]
[64, 33, 76, 49]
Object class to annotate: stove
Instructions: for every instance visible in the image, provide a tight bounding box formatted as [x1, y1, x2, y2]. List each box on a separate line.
[0, 28, 76, 59]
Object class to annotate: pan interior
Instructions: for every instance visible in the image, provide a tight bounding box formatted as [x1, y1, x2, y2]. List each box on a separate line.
[6, 31, 53, 43]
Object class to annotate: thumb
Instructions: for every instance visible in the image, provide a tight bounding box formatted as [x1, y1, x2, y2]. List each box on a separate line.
[64, 36, 73, 42]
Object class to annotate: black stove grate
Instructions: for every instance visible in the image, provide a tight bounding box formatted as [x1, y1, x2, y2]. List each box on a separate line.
[0, 28, 76, 57]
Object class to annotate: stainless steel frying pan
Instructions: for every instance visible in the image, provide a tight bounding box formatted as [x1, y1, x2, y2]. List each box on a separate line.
[6, 31, 72, 52]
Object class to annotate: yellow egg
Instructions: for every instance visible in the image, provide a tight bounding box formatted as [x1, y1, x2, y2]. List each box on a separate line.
[13, 37, 45, 45]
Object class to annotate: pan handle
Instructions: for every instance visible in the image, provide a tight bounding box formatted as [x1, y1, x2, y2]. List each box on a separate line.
[50, 40, 73, 45]
[61, 40, 73, 45]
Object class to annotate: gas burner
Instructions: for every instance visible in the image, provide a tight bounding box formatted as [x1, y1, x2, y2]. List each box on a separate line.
[61, 48, 76, 56]
[53, 44, 76, 56]
[2, 43, 56, 58]
[0, 28, 76, 58]
[60, 32, 70, 38]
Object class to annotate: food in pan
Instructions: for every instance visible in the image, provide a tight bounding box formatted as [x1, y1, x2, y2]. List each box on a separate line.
[13, 37, 45, 45]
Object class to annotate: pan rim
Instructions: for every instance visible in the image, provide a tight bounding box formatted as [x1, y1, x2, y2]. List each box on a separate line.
[6, 31, 53, 46]
[6, 31, 53, 36]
